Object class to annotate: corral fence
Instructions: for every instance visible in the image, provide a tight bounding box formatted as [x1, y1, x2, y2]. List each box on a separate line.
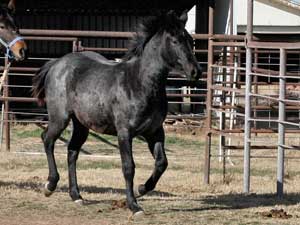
[204, 0, 300, 197]
[0, 0, 300, 197]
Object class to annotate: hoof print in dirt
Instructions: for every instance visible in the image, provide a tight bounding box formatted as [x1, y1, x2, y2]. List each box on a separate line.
[110, 199, 127, 210]
[259, 209, 292, 219]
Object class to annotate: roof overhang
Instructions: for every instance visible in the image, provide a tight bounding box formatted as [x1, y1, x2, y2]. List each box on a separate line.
[257, 0, 300, 16]
[17, 0, 198, 12]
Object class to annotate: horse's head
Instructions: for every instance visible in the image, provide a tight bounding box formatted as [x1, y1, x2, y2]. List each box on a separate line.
[160, 10, 202, 81]
[0, 0, 27, 61]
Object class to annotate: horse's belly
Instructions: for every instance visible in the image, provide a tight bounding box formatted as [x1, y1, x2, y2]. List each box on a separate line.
[74, 109, 117, 135]
[91, 125, 117, 135]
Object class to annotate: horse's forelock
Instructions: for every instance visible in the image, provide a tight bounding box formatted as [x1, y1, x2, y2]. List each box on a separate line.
[0, 7, 11, 24]
[0, 6, 17, 30]
[124, 12, 183, 60]
[0, 5, 9, 17]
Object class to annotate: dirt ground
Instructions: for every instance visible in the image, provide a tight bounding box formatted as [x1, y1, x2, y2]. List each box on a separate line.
[1, 125, 300, 225]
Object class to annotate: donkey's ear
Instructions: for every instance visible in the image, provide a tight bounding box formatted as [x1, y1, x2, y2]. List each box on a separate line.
[7, 0, 16, 13]
[179, 9, 188, 26]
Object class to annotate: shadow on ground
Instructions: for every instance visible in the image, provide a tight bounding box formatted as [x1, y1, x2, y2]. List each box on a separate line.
[201, 192, 300, 209]
[0, 180, 175, 198]
[2, 180, 299, 212]
[166, 192, 300, 213]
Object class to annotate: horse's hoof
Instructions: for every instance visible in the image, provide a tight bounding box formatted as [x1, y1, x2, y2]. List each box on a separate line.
[74, 199, 84, 205]
[130, 210, 145, 220]
[44, 182, 54, 197]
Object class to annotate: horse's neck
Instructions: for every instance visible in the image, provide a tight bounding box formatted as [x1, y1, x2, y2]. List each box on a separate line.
[138, 40, 169, 96]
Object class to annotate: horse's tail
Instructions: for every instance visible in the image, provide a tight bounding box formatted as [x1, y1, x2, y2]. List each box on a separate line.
[32, 59, 58, 106]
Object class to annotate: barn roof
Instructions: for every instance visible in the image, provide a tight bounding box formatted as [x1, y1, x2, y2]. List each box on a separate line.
[16, 0, 198, 14]
[257, 0, 300, 15]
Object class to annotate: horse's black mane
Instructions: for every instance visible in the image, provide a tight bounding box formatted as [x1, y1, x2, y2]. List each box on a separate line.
[123, 11, 183, 60]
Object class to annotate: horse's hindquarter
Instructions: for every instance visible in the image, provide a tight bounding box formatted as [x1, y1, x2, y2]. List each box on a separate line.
[43, 53, 113, 133]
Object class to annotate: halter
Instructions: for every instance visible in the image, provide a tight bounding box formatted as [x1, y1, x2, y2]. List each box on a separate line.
[0, 36, 24, 59]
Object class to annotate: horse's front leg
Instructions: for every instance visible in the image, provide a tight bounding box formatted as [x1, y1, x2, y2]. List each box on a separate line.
[117, 129, 144, 216]
[135, 126, 168, 197]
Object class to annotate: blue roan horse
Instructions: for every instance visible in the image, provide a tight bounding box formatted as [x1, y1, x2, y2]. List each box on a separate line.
[32, 10, 201, 217]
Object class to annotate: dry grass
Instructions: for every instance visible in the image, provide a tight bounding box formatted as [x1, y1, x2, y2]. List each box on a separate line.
[1, 125, 300, 224]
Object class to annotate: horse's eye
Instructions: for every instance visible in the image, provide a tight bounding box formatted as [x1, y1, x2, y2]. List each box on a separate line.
[0, 25, 4, 29]
[172, 39, 179, 45]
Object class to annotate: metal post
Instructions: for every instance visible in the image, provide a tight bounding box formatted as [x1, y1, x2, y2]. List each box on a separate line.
[227, 51, 238, 167]
[0, 60, 10, 150]
[3, 58, 10, 151]
[277, 48, 286, 198]
[244, 0, 253, 193]
[204, 0, 215, 184]
[229, 0, 234, 36]
[0, 104, 4, 149]
[253, 49, 258, 134]
[72, 40, 78, 52]
[220, 47, 227, 182]
[237, 47, 242, 89]
[226, 0, 235, 166]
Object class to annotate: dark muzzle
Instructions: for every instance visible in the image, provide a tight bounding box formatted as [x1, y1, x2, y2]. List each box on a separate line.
[0, 36, 27, 61]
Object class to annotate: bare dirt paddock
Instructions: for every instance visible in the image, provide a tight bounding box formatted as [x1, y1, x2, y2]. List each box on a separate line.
[1, 125, 300, 225]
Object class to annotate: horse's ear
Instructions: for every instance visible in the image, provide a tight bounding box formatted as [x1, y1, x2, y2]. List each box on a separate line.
[179, 10, 188, 26]
[165, 10, 177, 26]
[7, 0, 16, 13]
[166, 10, 176, 17]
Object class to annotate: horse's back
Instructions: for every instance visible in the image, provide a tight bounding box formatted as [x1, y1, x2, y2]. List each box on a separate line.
[45, 51, 120, 101]
[46, 51, 119, 85]
[58, 51, 116, 69]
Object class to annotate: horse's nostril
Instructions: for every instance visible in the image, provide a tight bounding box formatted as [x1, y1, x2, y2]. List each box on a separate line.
[19, 48, 27, 59]
[20, 49, 24, 57]
[195, 65, 202, 80]
[191, 69, 196, 76]
[191, 69, 196, 77]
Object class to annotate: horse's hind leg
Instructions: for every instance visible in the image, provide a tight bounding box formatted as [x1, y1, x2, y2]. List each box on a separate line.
[136, 126, 168, 197]
[67, 116, 89, 203]
[42, 117, 69, 197]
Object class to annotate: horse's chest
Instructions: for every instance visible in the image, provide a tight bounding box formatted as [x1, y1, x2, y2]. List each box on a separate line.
[132, 102, 167, 134]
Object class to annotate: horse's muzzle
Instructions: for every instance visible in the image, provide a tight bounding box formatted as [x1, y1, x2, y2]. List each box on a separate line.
[10, 39, 28, 61]
[185, 63, 202, 81]
[194, 63, 202, 81]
